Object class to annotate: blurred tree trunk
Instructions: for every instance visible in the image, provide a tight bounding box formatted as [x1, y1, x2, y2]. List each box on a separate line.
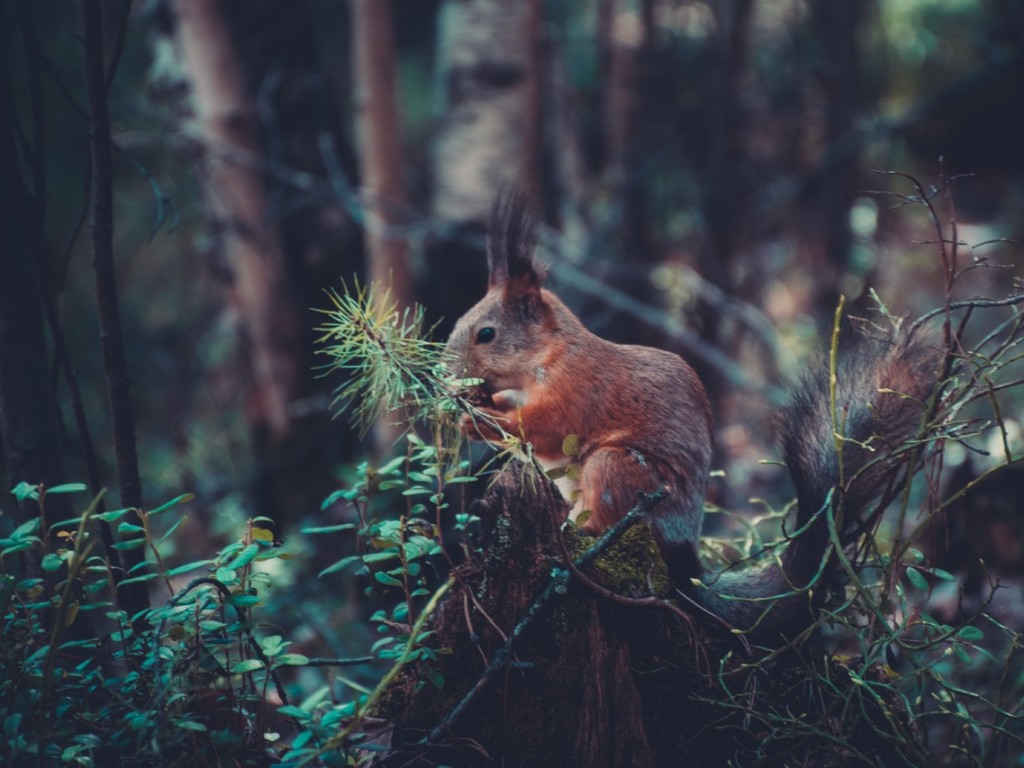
[694, 0, 755, 404]
[350, 0, 413, 454]
[586, 0, 663, 346]
[0, 52, 68, 536]
[425, 0, 542, 333]
[807, 0, 873, 318]
[82, 0, 150, 618]
[432, 0, 542, 224]
[172, 0, 304, 443]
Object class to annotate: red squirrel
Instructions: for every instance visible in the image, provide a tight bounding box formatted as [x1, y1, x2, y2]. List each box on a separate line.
[445, 193, 940, 638]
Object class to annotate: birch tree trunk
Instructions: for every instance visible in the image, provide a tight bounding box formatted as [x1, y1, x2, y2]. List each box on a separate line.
[425, 0, 542, 333]
[432, 0, 542, 224]
[172, 0, 303, 441]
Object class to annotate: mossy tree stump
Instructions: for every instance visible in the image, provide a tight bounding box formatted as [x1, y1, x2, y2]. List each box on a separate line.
[370, 463, 920, 767]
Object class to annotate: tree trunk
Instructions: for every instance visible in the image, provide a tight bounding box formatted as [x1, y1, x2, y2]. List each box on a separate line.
[350, 0, 414, 453]
[82, 0, 150, 618]
[0, 52, 67, 534]
[172, 0, 304, 441]
[425, 0, 542, 336]
[807, 0, 873, 320]
[371, 463, 919, 767]
[432, 0, 542, 224]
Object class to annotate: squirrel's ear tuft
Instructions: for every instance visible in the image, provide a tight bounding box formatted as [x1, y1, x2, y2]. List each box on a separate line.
[487, 189, 545, 291]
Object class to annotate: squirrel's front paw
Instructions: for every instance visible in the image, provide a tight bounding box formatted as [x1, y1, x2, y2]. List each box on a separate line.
[460, 408, 510, 442]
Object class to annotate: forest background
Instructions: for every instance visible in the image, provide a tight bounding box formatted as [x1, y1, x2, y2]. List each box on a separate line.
[2, 0, 1024, 764]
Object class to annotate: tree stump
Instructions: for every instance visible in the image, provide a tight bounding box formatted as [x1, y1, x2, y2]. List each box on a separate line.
[371, 463, 920, 767]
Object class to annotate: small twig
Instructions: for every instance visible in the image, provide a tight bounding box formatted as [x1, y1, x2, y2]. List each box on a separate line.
[909, 295, 1024, 336]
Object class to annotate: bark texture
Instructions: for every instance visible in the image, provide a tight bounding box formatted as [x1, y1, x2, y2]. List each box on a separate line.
[0, 69, 67, 530]
[432, 0, 541, 224]
[372, 463, 919, 767]
[351, 0, 413, 310]
[173, 0, 304, 440]
[83, 0, 149, 617]
[351, 0, 414, 453]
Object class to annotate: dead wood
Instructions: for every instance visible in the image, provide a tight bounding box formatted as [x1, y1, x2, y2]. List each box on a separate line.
[370, 462, 922, 767]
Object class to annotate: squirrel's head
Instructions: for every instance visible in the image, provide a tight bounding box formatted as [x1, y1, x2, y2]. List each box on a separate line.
[445, 192, 555, 400]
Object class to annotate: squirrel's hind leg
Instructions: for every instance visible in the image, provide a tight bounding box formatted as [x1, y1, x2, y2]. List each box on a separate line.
[577, 447, 703, 583]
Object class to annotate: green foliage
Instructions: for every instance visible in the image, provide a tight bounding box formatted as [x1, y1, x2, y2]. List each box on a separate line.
[697, 275, 1024, 762]
[1, 281, 483, 766]
[315, 281, 457, 437]
[301, 430, 478, 757]
[0, 485, 313, 766]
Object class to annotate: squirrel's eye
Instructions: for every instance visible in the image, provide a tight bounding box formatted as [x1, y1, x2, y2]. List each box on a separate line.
[475, 327, 496, 344]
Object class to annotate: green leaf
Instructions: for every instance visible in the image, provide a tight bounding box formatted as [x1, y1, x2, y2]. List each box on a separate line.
[148, 493, 195, 516]
[11, 482, 39, 502]
[905, 566, 929, 591]
[318, 555, 364, 578]
[173, 719, 209, 733]
[227, 593, 261, 608]
[275, 653, 310, 666]
[302, 523, 357, 535]
[41, 553, 64, 572]
[12, 518, 41, 538]
[119, 573, 159, 587]
[561, 434, 580, 457]
[321, 488, 360, 509]
[231, 655, 264, 671]
[166, 560, 213, 577]
[111, 539, 146, 551]
[931, 568, 957, 582]
[401, 487, 433, 497]
[47, 483, 88, 495]
[216, 567, 238, 583]
[95, 507, 133, 523]
[374, 571, 403, 587]
[956, 625, 984, 642]
[545, 466, 567, 480]
[278, 705, 312, 721]
[224, 543, 260, 570]
[362, 550, 400, 564]
[159, 515, 189, 544]
[2, 541, 36, 557]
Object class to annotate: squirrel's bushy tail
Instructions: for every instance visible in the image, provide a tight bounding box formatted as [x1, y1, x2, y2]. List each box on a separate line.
[696, 324, 942, 639]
